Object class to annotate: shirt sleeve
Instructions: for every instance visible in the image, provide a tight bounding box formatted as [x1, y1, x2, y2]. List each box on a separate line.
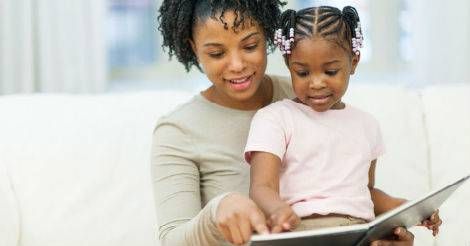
[244, 106, 289, 164]
[370, 117, 385, 160]
[151, 120, 225, 245]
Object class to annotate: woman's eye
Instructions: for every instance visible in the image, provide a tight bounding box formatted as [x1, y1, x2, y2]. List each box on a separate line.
[296, 71, 309, 77]
[325, 70, 338, 76]
[245, 44, 258, 51]
[208, 52, 224, 58]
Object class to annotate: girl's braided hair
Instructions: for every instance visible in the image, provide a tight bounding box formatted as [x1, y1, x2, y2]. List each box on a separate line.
[158, 0, 286, 71]
[278, 6, 361, 55]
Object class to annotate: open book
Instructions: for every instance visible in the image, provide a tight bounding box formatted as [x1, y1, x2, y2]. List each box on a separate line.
[250, 175, 469, 246]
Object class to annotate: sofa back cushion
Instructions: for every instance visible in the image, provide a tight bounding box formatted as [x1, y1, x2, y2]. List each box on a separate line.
[0, 91, 191, 246]
[422, 84, 470, 246]
[345, 85, 431, 196]
[345, 84, 434, 245]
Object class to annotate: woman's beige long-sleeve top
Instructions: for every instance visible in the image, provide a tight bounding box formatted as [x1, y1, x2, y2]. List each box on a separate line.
[151, 75, 293, 245]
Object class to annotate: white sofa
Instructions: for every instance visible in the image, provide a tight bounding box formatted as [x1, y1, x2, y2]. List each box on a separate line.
[0, 84, 469, 246]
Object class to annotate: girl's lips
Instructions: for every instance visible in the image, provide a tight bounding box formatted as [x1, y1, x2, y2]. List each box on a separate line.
[308, 95, 331, 104]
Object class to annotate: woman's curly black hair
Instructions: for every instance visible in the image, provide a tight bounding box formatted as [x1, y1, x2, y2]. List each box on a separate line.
[158, 0, 286, 71]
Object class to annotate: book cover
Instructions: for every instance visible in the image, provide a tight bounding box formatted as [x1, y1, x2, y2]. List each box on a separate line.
[250, 175, 469, 246]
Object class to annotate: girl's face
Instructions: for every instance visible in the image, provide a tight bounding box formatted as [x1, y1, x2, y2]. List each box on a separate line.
[190, 11, 269, 110]
[288, 37, 359, 112]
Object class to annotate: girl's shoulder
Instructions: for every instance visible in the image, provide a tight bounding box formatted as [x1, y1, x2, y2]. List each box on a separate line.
[344, 104, 381, 128]
[257, 99, 296, 120]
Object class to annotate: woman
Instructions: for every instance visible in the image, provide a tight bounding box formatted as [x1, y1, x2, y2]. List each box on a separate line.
[152, 1, 415, 245]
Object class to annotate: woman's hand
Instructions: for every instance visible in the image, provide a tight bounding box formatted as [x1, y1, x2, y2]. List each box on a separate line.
[419, 209, 442, 236]
[267, 203, 300, 233]
[215, 193, 269, 245]
[370, 227, 414, 246]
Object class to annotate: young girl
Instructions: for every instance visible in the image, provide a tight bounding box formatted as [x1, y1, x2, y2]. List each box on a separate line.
[245, 5, 442, 236]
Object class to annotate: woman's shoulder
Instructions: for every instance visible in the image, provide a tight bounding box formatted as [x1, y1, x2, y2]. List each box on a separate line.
[154, 95, 205, 129]
[268, 74, 295, 101]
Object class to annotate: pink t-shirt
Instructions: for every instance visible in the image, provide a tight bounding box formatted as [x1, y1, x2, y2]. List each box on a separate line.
[245, 99, 385, 221]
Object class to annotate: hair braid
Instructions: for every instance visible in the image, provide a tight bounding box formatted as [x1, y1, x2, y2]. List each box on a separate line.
[277, 5, 362, 55]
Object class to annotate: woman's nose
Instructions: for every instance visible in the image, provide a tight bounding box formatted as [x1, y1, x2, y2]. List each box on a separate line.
[227, 53, 246, 72]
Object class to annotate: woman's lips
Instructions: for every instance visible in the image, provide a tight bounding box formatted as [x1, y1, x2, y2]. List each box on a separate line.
[227, 74, 254, 91]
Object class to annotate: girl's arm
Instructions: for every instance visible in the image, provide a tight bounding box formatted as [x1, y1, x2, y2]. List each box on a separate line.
[368, 160, 407, 215]
[368, 160, 415, 245]
[249, 151, 284, 214]
[249, 151, 299, 232]
[369, 160, 442, 236]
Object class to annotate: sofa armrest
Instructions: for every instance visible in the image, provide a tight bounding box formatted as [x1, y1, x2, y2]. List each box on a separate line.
[0, 161, 19, 246]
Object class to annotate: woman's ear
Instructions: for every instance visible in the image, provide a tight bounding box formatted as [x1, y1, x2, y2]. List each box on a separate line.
[188, 39, 197, 54]
[350, 52, 361, 75]
[188, 38, 201, 66]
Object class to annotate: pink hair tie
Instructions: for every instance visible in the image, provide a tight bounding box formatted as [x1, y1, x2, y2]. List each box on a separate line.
[352, 22, 364, 56]
[274, 28, 295, 56]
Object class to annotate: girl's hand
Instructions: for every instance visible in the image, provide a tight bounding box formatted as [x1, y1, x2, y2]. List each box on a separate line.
[267, 204, 300, 233]
[216, 193, 269, 245]
[419, 209, 442, 236]
[370, 227, 415, 246]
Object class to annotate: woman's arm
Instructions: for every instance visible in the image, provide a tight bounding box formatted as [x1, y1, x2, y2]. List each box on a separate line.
[249, 151, 300, 232]
[152, 122, 270, 245]
[151, 122, 222, 245]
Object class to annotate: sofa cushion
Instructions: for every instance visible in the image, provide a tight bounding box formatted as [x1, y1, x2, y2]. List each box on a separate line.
[421, 84, 470, 246]
[0, 91, 191, 246]
[345, 85, 431, 196]
[0, 160, 19, 246]
[345, 84, 434, 245]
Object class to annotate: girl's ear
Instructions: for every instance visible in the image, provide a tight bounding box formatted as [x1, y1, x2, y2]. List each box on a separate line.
[350, 52, 361, 75]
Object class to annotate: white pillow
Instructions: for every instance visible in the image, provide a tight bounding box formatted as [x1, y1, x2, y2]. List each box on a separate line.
[345, 85, 430, 197]
[0, 160, 19, 246]
[345, 84, 435, 246]
[0, 91, 191, 246]
[422, 84, 470, 246]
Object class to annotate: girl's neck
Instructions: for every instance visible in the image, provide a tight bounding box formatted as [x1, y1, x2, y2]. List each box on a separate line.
[202, 76, 273, 111]
[293, 98, 346, 111]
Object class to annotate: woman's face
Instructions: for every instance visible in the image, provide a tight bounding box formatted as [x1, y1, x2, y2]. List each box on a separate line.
[190, 11, 268, 110]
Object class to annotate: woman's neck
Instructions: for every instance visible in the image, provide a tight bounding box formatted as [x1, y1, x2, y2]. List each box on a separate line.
[202, 76, 273, 111]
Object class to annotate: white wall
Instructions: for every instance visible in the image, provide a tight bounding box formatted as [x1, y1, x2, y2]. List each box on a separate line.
[0, 0, 108, 95]
[410, 0, 470, 85]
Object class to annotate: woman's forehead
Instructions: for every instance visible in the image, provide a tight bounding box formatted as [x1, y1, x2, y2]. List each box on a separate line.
[193, 11, 263, 41]
[195, 10, 259, 32]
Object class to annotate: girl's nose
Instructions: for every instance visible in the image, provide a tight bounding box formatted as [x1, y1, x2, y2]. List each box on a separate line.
[309, 76, 326, 89]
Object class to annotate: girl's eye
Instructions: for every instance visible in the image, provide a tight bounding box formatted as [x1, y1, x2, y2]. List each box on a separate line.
[295, 71, 309, 77]
[325, 70, 338, 76]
